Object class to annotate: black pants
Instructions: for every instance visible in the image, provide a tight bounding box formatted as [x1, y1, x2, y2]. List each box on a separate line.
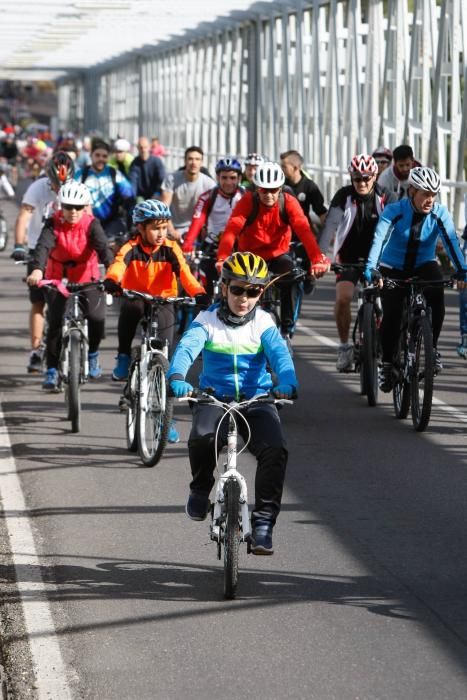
[117, 299, 176, 356]
[188, 402, 288, 525]
[45, 287, 105, 369]
[268, 254, 299, 336]
[380, 261, 445, 363]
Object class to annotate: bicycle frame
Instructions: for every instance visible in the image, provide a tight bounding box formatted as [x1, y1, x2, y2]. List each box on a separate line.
[61, 292, 89, 382]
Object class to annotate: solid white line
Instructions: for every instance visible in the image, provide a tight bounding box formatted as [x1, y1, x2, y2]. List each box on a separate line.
[0, 406, 73, 700]
[297, 323, 467, 421]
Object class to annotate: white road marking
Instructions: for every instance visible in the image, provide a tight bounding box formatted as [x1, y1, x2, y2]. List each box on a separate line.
[0, 405, 73, 699]
[297, 324, 467, 421]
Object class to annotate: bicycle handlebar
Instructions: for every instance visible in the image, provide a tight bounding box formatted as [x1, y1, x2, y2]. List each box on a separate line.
[383, 277, 455, 290]
[121, 289, 197, 305]
[330, 262, 366, 273]
[178, 390, 294, 408]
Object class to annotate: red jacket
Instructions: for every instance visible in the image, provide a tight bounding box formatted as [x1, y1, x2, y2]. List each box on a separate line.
[217, 191, 322, 264]
[45, 211, 101, 282]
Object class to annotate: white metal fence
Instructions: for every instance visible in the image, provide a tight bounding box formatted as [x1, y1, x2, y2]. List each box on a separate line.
[58, 0, 467, 226]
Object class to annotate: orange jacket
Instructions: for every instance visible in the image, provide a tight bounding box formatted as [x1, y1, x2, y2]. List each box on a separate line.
[217, 191, 322, 264]
[105, 235, 205, 297]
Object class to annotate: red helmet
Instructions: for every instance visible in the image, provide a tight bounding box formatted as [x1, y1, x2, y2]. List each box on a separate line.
[45, 151, 75, 187]
[348, 154, 378, 177]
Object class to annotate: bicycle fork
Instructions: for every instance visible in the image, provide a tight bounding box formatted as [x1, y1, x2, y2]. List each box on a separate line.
[210, 423, 250, 553]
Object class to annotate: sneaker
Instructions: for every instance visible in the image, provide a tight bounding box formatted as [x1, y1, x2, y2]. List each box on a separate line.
[27, 349, 43, 374]
[336, 343, 354, 372]
[250, 521, 274, 555]
[457, 335, 467, 359]
[88, 351, 102, 379]
[168, 422, 180, 443]
[42, 367, 59, 392]
[112, 353, 130, 381]
[185, 490, 210, 521]
[433, 349, 443, 375]
[378, 362, 394, 393]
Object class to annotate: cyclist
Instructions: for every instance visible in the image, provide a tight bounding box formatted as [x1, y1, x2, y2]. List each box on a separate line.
[12, 151, 75, 373]
[364, 166, 467, 391]
[377, 144, 419, 199]
[160, 146, 215, 242]
[372, 146, 393, 178]
[109, 138, 134, 180]
[76, 138, 135, 244]
[167, 252, 297, 555]
[217, 161, 330, 338]
[182, 157, 245, 297]
[129, 136, 166, 200]
[26, 182, 112, 391]
[280, 149, 327, 227]
[320, 154, 396, 371]
[241, 153, 265, 190]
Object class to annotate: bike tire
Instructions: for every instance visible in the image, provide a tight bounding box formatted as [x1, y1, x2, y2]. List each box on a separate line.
[392, 325, 410, 419]
[137, 353, 173, 467]
[410, 316, 434, 432]
[223, 478, 241, 600]
[0, 225, 8, 252]
[68, 330, 81, 433]
[362, 303, 379, 407]
[126, 360, 139, 452]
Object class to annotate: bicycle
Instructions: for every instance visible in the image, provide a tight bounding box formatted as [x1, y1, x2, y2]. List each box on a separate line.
[0, 207, 8, 252]
[180, 391, 292, 599]
[120, 289, 196, 467]
[385, 276, 453, 432]
[38, 279, 103, 433]
[260, 266, 307, 340]
[331, 262, 383, 406]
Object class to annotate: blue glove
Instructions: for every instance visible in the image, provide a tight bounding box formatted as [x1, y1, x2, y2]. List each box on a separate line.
[364, 267, 381, 284]
[11, 245, 27, 262]
[273, 384, 294, 399]
[169, 379, 193, 398]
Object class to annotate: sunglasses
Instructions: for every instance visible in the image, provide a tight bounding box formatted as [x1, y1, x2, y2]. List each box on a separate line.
[258, 186, 281, 194]
[62, 204, 85, 211]
[229, 284, 263, 298]
[375, 159, 390, 165]
[352, 175, 373, 183]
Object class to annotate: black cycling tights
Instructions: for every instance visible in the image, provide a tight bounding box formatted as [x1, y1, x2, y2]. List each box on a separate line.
[380, 261, 445, 363]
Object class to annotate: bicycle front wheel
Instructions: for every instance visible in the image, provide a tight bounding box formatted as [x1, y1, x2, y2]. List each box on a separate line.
[223, 478, 241, 600]
[137, 354, 173, 467]
[393, 326, 410, 419]
[410, 316, 434, 432]
[68, 330, 81, 433]
[361, 303, 379, 407]
[126, 360, 139, 452]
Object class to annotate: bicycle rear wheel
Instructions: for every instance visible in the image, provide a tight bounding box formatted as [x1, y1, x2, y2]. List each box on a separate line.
[362, 303, 379, 407]
[393, 326, 410, 419]
[223, 478, 241, 600]
[126, 360, 139, 452]
[68, 330, 81, 433]
[410, 316, 434, 432]
[137, 353, 173, 466]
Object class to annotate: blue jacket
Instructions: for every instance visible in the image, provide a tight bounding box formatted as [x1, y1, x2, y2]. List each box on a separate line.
[168, 305, 297, 400]
[365, 198, 467, 277]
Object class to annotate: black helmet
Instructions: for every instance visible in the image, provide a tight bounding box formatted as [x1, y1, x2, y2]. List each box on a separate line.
[45, 151, 75, 187]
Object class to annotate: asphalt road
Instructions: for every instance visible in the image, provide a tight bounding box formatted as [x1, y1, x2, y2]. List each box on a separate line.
[0, 197, 467, 699]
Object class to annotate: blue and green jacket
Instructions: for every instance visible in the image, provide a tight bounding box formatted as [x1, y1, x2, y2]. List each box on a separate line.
[168, 304, 297, 400]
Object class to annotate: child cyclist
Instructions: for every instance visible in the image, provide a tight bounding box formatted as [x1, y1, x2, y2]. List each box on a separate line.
[103, 199, 207, 443]
[26, 181, 113, 390]
[167, 251, 298, 555]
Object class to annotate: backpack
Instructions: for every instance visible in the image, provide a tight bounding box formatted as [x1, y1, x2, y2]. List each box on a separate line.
[243, 190, 290, 229]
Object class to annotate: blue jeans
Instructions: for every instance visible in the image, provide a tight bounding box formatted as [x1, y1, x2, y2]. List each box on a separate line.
[460, 241, 467, 336]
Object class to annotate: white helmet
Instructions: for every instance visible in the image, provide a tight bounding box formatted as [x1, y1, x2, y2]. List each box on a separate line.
[408, 166, 441, 194]
[59, 181, 91, 206]
[244, 152, 265, 166]
[253, 161, 285, 189]
[114, 138, 130, 152]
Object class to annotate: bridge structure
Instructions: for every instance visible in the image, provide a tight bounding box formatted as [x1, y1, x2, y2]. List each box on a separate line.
[56, 0, 466, 224]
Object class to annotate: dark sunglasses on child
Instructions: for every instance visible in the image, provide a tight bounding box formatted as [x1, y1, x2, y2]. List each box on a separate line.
[62, 204, 86, 211]
[228, 284, 264, 298]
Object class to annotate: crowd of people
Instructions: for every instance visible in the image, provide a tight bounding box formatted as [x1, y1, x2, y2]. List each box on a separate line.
[2, 124, 467, 554]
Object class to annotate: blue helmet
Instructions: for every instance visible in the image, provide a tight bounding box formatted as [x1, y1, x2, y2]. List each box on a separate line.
[215, 157, 242, 174]
[132, 199, 172, 224]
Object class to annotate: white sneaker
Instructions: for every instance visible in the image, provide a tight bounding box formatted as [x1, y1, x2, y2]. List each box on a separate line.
[336, 344, 354, 372]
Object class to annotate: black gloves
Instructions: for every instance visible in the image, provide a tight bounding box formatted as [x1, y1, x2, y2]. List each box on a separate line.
[103, 278, 122, 295]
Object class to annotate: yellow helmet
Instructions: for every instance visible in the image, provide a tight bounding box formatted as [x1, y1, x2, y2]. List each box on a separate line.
[222, 252, 269, 285]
